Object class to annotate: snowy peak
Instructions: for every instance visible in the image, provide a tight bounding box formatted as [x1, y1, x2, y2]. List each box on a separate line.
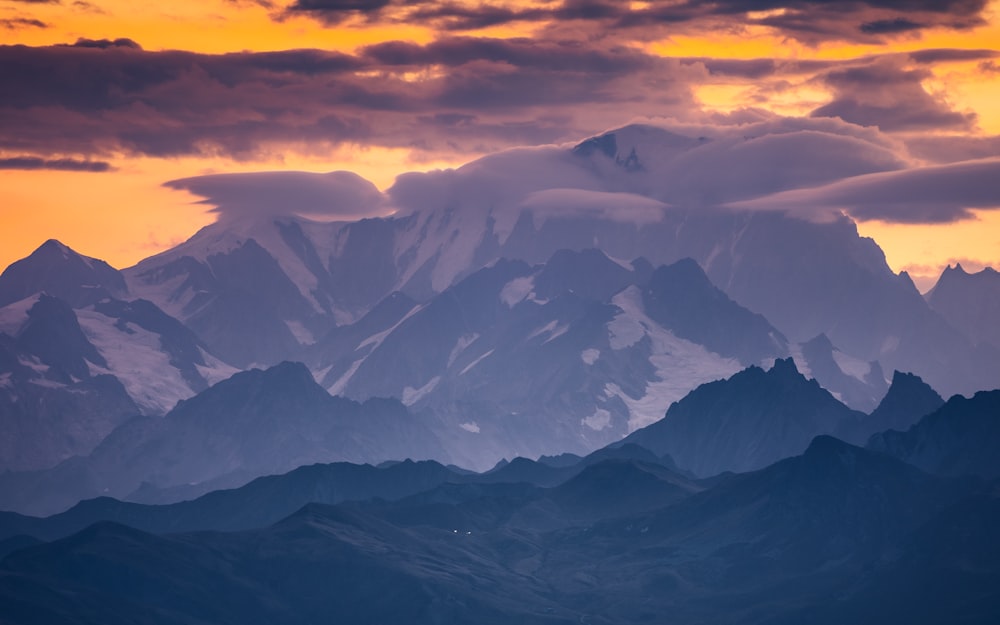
[126, 232, 328, 367]
[641, 258, 788, 365]
[0, 239, 127, 308]
[533, 248, 636, 302]
[797, 332, 888, 412]
[15, 294, 107, 381]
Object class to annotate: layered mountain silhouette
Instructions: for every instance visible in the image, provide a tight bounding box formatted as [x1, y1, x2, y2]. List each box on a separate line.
[2, 124, 1000, 624]
[2, 437, 996, 624]
[867, 389, 1000, 479]
[0, 361, 444, 516]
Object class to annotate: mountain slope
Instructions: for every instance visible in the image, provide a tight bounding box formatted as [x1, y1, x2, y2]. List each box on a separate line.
[621, 358, 867, 476]
[860, 370, 944, 437]
[0, 239, 127, 309]
[114, 120, 1000, 399]
[867, 390, 1000, 479]
[313, 250, 776, 469]
[926, 263, 1000, 351]
[0, 362, 445, 516]
[0, 295, 139, 472]
[796, 332, 888, 412]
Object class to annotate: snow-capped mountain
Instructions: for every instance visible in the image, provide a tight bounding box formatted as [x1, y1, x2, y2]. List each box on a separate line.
[122, 119, 998, 398]
[0, 241, 237, 414]
[306, 249, 791, 469]
[0, 361, 445, 516]
[0, 294, 138, 472]
[3, 120, 999, 492]
[0, 239, 127, 309]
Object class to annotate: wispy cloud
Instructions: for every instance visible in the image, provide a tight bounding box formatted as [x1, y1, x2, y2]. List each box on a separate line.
[727, 159, 1000, 223]
[0, 156, 112, 171]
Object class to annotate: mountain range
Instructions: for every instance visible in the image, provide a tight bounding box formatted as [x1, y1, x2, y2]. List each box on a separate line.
[1, 122, 999, 622]
[2, 121, 998, 513]
[2, 426, 998, 624]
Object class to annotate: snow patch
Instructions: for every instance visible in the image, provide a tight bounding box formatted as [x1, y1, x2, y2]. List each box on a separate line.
[402, 376, 441, 406]
[500, 276, 535, 308]
[28, 378, 64, 389]
[448, 333, 480, 368]
[528, 320, 569, 343]
[607, 304, 646, 349]
[285, 320, 316, 346]
[77, 309, 195, 415]
[606, 254, 636, 271]
[0, 294, 42, 336]
[357, 304, 423, 351]
[582, 408, 612, 431]
[831, 349, 871, 380]
[543, 324, 569, 344]
[195, 348, 239, 386]
[459, 421, 481, 434]
[521, 188, 667, 230]
[581, 348, 600, 365]
[460, 349, 494, 375]
[392, 202, 490, 294]
[328, 358, 364, 396]
[787, 343, 813, 379]
[606, 286, 742, 431]
[880, 335, 900, 355]
[18, 356, 49, 375]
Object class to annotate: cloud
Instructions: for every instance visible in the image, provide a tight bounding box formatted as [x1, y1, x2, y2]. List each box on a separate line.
[520, 188, 668, 225]
[0, 156, 113, 171]
[65, 37, 142, 49]
[811, 59, 976, 132]
[0, 38, 696, 161]
[164, 171, 388, 222]
[385, 116, 911, 233]
[904, 135, 1000, 164]
[859, 18, 923, 34]
[0, 17, 48, 29]
[726, 159, 1000, 223]
[908, 48, 998, 64]
[284, 0, 992, 43]
[284, 0, 403, 24]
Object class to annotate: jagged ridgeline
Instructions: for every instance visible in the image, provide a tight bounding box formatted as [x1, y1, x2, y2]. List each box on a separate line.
[1, 123, 1000, 623]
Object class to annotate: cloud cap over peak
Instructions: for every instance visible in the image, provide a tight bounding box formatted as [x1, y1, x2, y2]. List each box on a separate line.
[726, 158, 1000, 223]
[165, 170, 389, 223]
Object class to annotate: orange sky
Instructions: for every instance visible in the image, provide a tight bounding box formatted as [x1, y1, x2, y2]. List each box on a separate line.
[1, 0, 999, 289]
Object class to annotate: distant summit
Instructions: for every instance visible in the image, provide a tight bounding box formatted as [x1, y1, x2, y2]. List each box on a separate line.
[926, 263, 1000, 350]
[621, 358, 865, 477]
[863, 370, 944, 436]
[0, 239, 127, 308]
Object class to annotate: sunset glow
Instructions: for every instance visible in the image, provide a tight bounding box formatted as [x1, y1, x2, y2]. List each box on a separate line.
[2, 0, 999, 287]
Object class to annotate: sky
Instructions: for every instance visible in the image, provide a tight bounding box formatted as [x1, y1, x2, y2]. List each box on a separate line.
[1, 0, 999, 291]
